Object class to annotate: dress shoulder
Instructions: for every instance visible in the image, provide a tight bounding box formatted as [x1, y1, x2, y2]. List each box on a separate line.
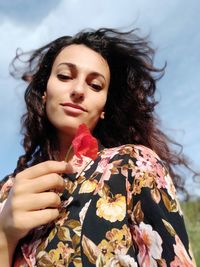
[100, 144, 162, 160]
[100, 144, 166, 174]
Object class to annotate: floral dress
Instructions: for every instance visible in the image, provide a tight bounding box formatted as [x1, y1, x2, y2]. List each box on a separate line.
[0, 144, 195, 267]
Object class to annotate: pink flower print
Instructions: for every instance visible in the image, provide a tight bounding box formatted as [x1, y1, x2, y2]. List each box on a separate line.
[165, 174, 177, 200]
[137, 145, 159, 163]
[100, 146, 122, 159]
[132, 222, 163, 267]
[155, 171, 167, 189]
[94, 160, 121, 194]
[79, 200, 92, 225]
[135, 156, 153, 173]
[125, 178, 132, 206]
[70, 154, 94, 176]
[96, 157, 110, 173]
[21, 239, 42, 267]
[94, 165, 111, 194]
[106, 254, 138, 267]
[170, 235, 194, 267]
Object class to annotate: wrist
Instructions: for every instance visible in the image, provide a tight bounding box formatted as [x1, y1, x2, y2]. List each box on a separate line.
[0, 230, 17, 267]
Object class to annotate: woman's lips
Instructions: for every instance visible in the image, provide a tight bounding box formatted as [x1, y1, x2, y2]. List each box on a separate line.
[60, 102, 87, 114]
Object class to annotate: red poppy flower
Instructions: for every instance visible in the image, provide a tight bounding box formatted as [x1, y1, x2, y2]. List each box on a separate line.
[72, 124, 98, 160]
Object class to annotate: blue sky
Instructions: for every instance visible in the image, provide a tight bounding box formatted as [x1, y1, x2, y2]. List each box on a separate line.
[0, 0, 199, 196]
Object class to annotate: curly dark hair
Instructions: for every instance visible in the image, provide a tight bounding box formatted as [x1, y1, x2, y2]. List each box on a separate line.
[9, 28, 198, 195]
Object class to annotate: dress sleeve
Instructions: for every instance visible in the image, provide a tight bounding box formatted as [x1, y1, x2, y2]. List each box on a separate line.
[126, 145, 195, 267]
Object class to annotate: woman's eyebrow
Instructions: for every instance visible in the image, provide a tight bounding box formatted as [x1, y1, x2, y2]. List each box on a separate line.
[57, 62, 106, 81]
[57, 62, 77, 72]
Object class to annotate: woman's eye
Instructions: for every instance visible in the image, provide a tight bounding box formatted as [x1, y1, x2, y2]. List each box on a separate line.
[90, 83, 103, 91]
[57, 74, 72, 80]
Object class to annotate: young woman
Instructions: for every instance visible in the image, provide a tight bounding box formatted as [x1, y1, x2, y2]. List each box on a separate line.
[0, 28, 196, 266]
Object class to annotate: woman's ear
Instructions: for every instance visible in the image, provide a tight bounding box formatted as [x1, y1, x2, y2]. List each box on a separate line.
[100, 111, 105, 119]
[42, 92, 47, 104]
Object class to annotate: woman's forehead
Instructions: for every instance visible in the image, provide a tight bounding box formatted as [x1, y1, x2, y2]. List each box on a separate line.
[53, 44, 110, 79]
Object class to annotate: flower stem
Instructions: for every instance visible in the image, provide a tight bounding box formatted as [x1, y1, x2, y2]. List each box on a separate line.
[64, 144, 73, 162]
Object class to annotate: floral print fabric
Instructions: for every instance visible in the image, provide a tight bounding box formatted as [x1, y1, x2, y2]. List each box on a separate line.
[0, 144, 194, 266]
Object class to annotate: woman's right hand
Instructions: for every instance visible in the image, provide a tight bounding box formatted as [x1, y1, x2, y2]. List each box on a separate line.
[0, 160, 72, 245]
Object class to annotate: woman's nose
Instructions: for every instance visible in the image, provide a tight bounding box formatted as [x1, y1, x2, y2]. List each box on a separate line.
[70, 81, 85, 102]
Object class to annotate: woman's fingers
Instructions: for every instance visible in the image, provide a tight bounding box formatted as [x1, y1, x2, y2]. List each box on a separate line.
[8, 209, 60, 233]
[14, 173, 65, 195]
[12, 192, 62, 211]
[29, 174, 65, 193]
[30, 208, 60, 226]
[16, 160, 73, 180]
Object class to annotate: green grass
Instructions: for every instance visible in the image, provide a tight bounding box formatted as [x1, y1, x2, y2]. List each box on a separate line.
[181, 198, 200, 266]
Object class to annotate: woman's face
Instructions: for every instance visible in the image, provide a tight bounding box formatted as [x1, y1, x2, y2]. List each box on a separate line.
[45, 44, 110, 138]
